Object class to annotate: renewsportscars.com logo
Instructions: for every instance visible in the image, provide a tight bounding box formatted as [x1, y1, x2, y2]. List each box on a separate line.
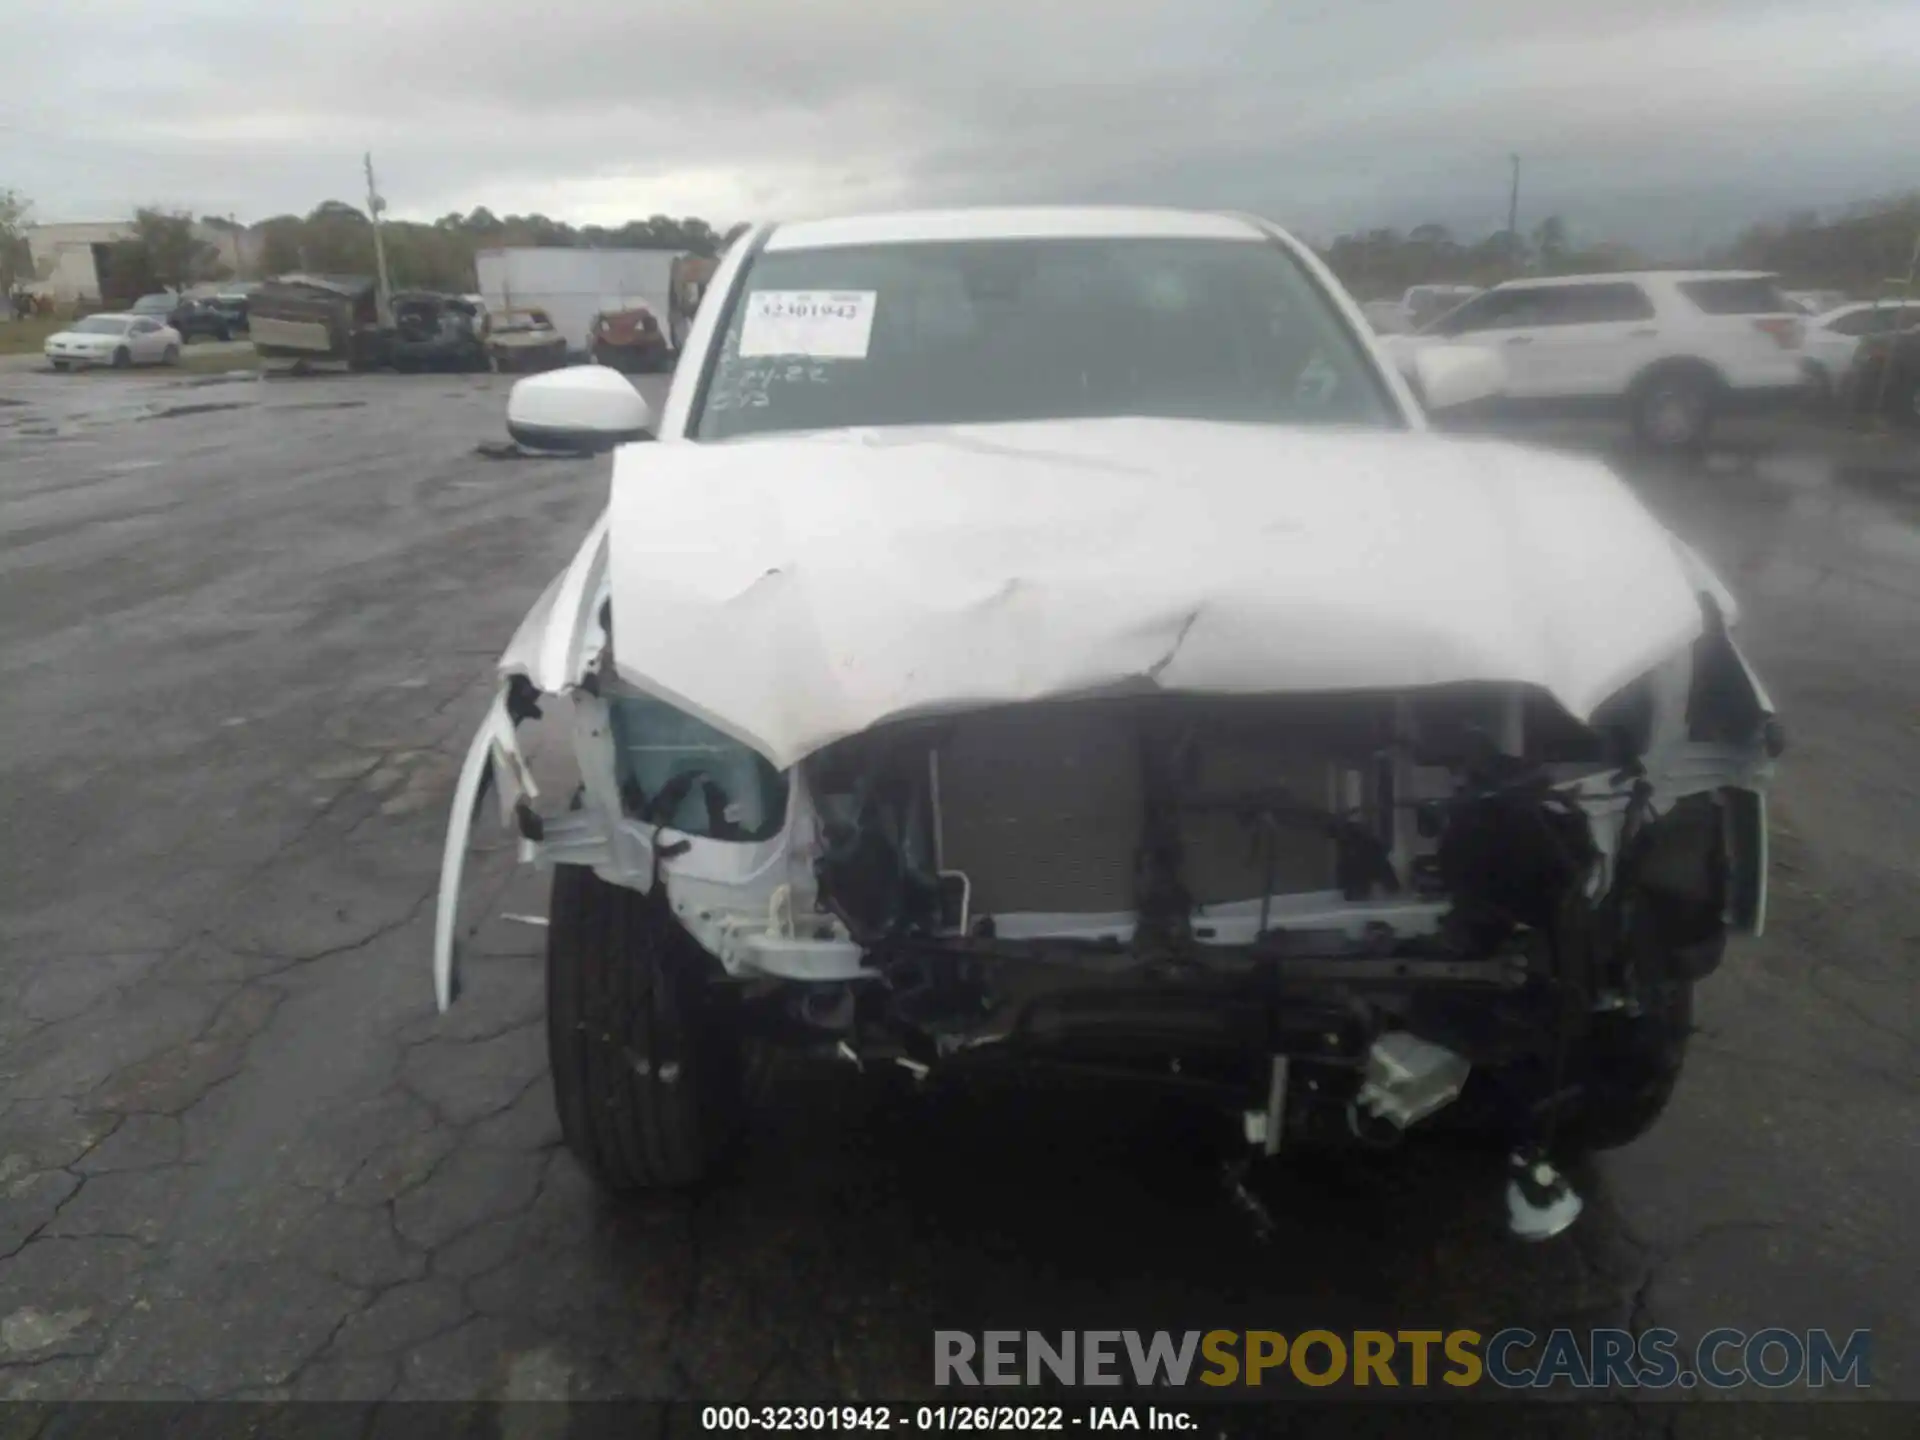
[934, 1328, 1872, 1391]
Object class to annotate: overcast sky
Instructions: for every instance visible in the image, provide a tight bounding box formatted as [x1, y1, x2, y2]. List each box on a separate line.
[5, 0, 1916, 253]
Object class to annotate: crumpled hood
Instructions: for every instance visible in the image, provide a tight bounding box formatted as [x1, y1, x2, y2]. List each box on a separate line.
[606, 418, 1708, 769]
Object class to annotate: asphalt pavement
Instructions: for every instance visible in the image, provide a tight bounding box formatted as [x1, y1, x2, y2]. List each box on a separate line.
[0, 369, 1914, 1420]
[0, 339, 258, 374]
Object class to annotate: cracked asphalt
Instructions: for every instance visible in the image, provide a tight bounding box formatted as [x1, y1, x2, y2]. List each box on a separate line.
[0, 367, 1914, 1421]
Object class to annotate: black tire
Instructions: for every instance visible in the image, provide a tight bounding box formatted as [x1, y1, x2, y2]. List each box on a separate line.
[546, 864, 746, 1192]
[112, 347, 131, 369]
[1557, 979, 1694, 1152]
[50, 360, 68, 372]
[1892, 372, 1920, 431]
[215, 326, 231, 343]
[162, 344, 180, 366]
[1630, 365, 1718, 453]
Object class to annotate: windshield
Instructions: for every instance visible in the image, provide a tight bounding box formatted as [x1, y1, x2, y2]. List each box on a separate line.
[71, 316, 131, 334]
[692, 236, 1398, 440]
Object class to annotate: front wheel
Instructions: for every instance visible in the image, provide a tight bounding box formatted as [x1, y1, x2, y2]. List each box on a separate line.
[546, 865, 747, 1192]
[1631, 369, 1717, 452]
[162, 344, 180, 366]
[1891, 372, 1920, 430]
[112, 347, 131, 369]
[1557, 978, 1694, 1153]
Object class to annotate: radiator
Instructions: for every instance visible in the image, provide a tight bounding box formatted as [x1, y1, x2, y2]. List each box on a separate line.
[930, 699, 1382, 917]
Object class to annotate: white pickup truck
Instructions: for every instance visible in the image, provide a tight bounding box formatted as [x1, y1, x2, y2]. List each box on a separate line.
[435, 207, 1779, 1242]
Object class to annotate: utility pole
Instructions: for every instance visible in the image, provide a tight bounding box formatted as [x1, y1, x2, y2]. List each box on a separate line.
[1507, 153, 1522, 276]
[228, 212, 242, 280]
[364, 151, 393, 325]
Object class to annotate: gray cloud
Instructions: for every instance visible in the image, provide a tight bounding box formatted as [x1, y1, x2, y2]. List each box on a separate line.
[4, 0, 1916, 251]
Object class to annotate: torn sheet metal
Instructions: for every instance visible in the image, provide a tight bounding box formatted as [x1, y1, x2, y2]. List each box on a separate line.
[499, 515, 609, 696]
[605, 418, 1711, 769]
[432, 690, 540, 1013]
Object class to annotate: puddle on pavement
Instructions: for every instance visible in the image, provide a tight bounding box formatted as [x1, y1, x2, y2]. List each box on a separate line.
[1734, 450, 1920, 598]
[173, 373, 260, 390]
[472, 440, 588, 462]
[143, 402, 252, 421]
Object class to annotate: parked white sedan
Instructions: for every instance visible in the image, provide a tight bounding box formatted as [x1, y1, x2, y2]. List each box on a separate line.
[44, 313, 183, 371]
[1800, 299, 1920, 397]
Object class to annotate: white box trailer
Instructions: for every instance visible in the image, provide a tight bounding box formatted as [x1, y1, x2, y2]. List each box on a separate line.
[474, 247, 677, 355]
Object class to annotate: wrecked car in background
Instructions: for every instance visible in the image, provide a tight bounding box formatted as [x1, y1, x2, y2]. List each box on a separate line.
[391, 291, 491, 372]
[487, 306, 569, 373]
[588, 304, 672, 373]
[249, 273, 391, 371]
[436, 207, 1781, 1241]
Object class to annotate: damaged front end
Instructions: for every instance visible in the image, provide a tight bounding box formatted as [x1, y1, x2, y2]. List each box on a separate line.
[437, 537, 1778, 1182]
[433, 417, 1785, 1228]
[749, 664, 1772, 1150]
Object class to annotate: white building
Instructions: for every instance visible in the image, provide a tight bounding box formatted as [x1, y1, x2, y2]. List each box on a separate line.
[25, 220, 260, 304]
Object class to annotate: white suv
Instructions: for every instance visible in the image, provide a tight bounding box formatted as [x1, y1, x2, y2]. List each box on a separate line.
[1413, 271, 1808, 449]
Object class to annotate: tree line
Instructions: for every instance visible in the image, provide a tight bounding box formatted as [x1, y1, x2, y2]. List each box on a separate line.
[1320, 193, 1920, 301]
[6, 185, 1915, 309]
[1711, 193, 1920, 294]
[3, 196, 743, 302]
[1317, 215, 1646, 300]
[248, 203, 738, 294]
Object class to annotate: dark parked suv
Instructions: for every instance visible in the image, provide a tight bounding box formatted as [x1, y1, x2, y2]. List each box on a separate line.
[1846, 326, 1920, 427]
[131, 292, 235, 342]
[206, 285, 258, 335]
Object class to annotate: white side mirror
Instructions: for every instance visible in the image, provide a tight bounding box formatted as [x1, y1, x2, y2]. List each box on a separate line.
[1408, 343, 1506, 412]
[506, 365, 655, 453]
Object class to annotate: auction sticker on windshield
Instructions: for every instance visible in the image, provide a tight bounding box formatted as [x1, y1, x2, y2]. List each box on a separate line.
[739, 290, 877, 358]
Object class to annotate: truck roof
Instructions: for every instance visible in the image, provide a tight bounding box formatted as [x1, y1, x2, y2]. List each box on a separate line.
[766, 206, 1272, 252]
